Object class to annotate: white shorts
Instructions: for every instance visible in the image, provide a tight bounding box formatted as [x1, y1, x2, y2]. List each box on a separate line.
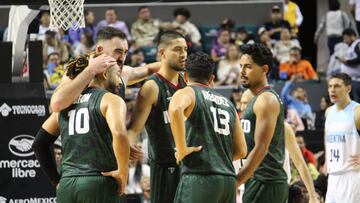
[326, 170, 360, 203]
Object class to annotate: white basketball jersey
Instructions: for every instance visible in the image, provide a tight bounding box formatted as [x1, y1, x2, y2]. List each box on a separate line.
[325, 101, 360, 174]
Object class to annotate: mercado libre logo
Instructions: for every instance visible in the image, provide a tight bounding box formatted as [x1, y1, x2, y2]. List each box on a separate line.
[8, 135, 35, 157]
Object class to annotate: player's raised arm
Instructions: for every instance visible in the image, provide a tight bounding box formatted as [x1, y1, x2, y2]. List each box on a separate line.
[236, 92, 280, 185]
[51, 54, 116, 112]
[128, 80, 158, 145]
[122, 62, 161, 86]
[284, 122, 319, 203]
[232, 115, 247, 161]
[32, 113, 61, 186]
[100, 93, 129, 195]
[169, 87, 202, 165]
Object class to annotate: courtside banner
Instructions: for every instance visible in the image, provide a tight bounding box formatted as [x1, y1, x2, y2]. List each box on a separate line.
[0, 98, 56, 202]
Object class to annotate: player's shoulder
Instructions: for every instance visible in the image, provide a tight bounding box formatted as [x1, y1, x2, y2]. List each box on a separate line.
[141, 79, 159, 94]
[102, 92, 125, 106]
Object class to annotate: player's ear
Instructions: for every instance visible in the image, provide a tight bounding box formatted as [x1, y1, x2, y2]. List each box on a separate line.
[263, 64, 269, 75]
[158, 47, 165, 59]
[347, 84, 352, 93]
[208, 74, 215, 87]
[96, 45, 103, 54]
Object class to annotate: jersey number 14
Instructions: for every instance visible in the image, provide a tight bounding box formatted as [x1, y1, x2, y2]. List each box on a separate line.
[68, 108, 90, 135]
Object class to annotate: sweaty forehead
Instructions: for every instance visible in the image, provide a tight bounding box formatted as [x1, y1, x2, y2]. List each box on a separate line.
[329, 78, 345, 86]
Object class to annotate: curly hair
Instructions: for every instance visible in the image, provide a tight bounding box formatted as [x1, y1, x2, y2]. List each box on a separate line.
[185, 52, 214, 83]
[65, 52, 102, 79]
[239, 43, 273, 74]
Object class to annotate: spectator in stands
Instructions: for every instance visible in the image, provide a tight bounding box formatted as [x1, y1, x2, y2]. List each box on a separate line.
[295, 134, 318, 167]
[131, 6, 161, 47]
[216, 44, 241, 86]
[74, 32, 95, 56]
[46, 52, 65, 89]
[211, 29, 231, 63]
[264, 5, 292, 41]
[219, 18, 236, 40]
[130, 49, 146, 67]
[172, 7, 201, 46]
[337, 28, 360, 101]
[314, 0, 353, 55]
[97, 8, 132, 41]
[283, 0, 303, 35]
[174, 26, 200, 54]
[281, 74, 313, 122]
[315, 95, 332, 130]
[257, 27, 275, 53]
[68, 10, 96, 47]
[126, 157, 150, 203]
[230, 86, 244, 116]
[234, 26, 255, 46]
[279, 47, 318, 80]
[274, 27, 301, 64]
[42, 30, 69, 65]
[327, 42, 348, 80]
[350, 0, 360, 34]
[37, 10, 54, 41]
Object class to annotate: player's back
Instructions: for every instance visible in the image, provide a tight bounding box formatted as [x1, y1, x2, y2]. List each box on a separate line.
[58, 87, 117, 177]
[241, 86, 287, 183]
[145, 73, 186, 164]
[181, 85, 237, 177]
[325, 101, 360, 174]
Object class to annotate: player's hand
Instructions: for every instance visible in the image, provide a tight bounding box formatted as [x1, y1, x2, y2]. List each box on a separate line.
[101, 170, 127, 195]
[349, 155, 360, 167]
[174, 146, 203, 165]
[130, 145, 143, 161]
[87, 54, 117, 75]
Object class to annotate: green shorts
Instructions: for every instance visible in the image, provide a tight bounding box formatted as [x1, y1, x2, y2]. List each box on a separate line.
[243, 178, 288, 203]
[149, 160, 180, 203]
[174, 174, 237, 203]
[56, 176, 125, 203]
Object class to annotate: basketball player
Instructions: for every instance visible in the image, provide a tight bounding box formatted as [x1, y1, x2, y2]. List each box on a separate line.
[128, 31, 187, 203]
[236, 43, 288, 203]
[325, 73, 360, 203]
[169, 52, 247, 203]
[50, 27, 160, 112]
[33, 64, 130, 203]
[240, 89, 319, 203]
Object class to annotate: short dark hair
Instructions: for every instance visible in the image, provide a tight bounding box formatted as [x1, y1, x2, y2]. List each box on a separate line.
[138, 6, 148, 12]
[342, 28, 357, 37]
[330, 73, 352, 86]
[290, 46, 302, 53]
[96, 27, 127, 43]
[106, 7, 117, 15]
[329, 0, 340, 11]
[157, 30, 185, 48]
[173, 7, 191, 19]
[239, 43, 273, 73]
[47, 52, 60, 61]
[185, 52, 214, 84]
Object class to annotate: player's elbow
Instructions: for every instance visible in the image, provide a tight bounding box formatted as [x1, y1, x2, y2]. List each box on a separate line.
[113, 131, 129, 145]
[50, 97, 65, 112]
[233, 147, 247, 160]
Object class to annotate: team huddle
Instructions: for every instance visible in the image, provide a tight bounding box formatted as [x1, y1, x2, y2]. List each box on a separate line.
[32, 27, 360, 203]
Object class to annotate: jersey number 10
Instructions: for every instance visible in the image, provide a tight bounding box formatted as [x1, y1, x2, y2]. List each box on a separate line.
[210, 106, 230, 136]
[68, 108, 90, 135]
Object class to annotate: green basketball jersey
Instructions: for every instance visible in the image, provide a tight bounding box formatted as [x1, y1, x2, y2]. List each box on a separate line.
[181, 85, 238, 177]
[58, 87, 117, 177]
[240, 86, 287, 183]
[145, 73, 186, 164]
